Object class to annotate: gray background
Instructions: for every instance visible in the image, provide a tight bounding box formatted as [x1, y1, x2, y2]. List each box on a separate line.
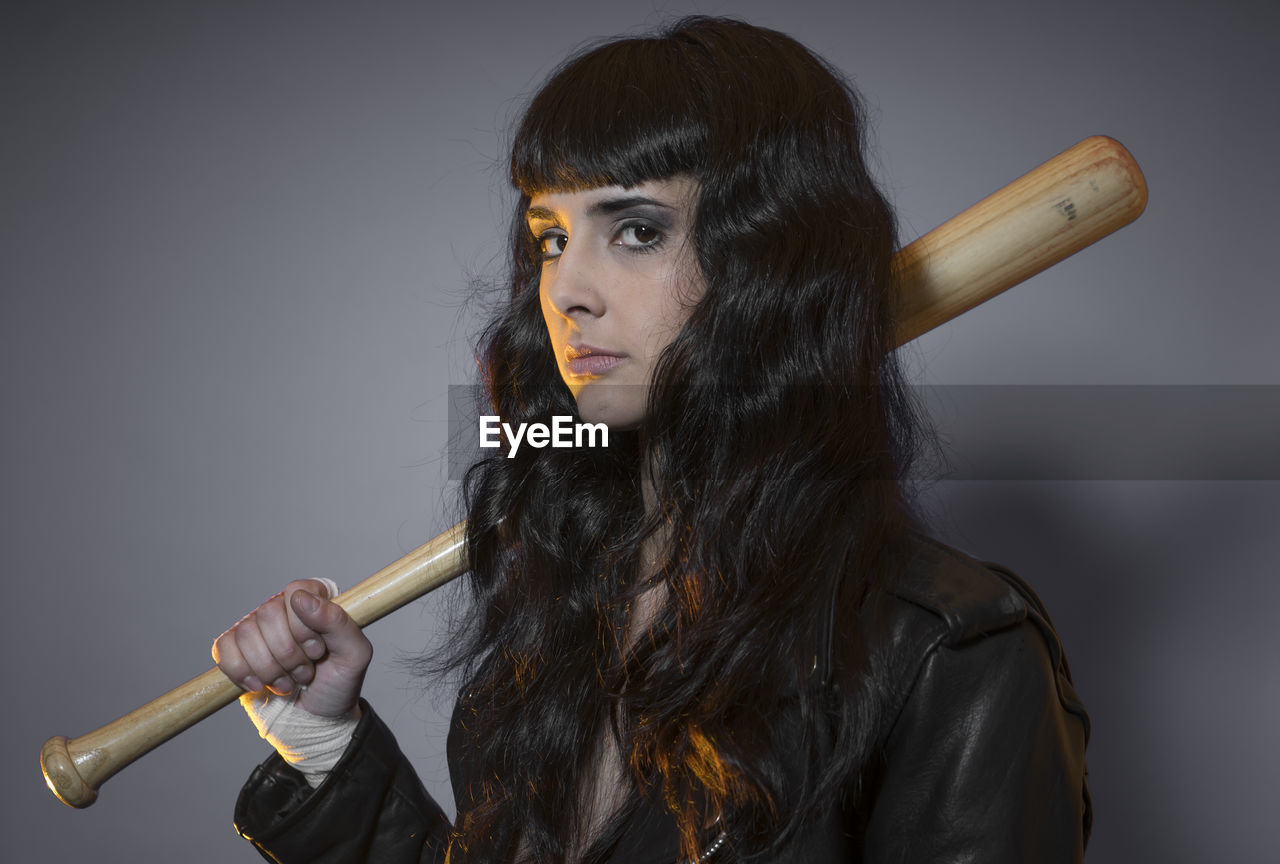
[4, 1, 1276, 860]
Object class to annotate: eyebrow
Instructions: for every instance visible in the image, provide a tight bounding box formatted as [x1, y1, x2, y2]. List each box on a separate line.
[525, 195, 675, 224]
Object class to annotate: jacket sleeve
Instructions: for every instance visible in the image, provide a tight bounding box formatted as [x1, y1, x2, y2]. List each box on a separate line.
[234, 699, 452, 863]
[862, 618, 1091, 863]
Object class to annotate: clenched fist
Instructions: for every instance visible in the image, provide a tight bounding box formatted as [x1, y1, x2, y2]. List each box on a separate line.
[213, 578, 372, 719]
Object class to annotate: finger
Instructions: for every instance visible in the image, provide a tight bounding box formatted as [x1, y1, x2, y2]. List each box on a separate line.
[253, 595, 317, 691]
[232, 614, 288, 694]
[212, 628, 257, 693]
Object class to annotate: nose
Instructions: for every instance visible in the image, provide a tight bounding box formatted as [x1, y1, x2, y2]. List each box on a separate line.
[541, 239, 604, 320]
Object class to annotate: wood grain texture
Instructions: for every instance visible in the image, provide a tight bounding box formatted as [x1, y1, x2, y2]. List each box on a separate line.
[894, 135, 1147, 345]
[42, 522, 467, 808]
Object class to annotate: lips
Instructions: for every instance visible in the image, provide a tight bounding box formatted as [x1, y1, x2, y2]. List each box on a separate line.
[566, 343, 625, 376]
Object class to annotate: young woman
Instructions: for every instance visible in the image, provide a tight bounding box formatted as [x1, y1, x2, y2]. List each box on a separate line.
[214, 16, 1091, 863]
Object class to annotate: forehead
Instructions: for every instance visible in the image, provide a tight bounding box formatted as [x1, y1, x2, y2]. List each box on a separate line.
[526, 176, 699, 219]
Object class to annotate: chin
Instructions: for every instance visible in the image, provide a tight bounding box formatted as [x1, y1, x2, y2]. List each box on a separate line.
[572, 387, 645, 431]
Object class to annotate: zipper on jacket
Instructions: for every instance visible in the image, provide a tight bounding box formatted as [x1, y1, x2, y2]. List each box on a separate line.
[687, 828, 727, 862]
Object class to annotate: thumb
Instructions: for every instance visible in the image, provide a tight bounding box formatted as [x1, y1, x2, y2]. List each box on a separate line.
[285, 583, 372, 719]
[310, 577, 341, 602]
[287, 585, 365, 659]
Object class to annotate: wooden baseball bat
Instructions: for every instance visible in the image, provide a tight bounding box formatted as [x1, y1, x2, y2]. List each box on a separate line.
[41, 134, 1147, 808]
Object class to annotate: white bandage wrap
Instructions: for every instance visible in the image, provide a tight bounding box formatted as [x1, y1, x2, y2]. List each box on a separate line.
[240, 689, 359, 789]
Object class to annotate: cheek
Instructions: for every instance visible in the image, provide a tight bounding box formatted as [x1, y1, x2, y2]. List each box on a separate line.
[537, 283, 551, 325]
[537, 288, 573, 390]
[538, 288, 561, 343]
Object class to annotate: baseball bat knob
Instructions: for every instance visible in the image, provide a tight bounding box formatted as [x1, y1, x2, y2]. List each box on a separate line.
[41, 735, 98, 809]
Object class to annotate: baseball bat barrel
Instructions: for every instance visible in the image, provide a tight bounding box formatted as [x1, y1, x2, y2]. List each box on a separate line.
[42, 135, 1145, 808]
[892, 134, 1148, 345]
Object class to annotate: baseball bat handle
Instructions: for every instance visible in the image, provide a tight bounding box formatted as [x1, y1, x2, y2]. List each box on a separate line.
[42, 135, 1145, 808]
[42, 522, 467, 807]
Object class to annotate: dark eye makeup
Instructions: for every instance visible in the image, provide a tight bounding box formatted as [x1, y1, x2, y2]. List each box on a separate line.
[526, 192, 684, 263]
[612, 220, 665, 252]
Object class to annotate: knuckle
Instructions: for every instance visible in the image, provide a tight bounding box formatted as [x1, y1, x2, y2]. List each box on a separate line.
[276, 642, 306, 667]
[255, 657, 285, 680]
[214, 626, 244, 661]
[256, 599, 286, 628]
[240, 644, 280, 680]
[212, 645, 237, 673]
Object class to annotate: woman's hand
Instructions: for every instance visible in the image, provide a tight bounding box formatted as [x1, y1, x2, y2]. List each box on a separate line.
[213, 579, 372, 718]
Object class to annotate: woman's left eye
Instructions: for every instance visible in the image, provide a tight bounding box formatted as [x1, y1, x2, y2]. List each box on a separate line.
[537, 231, 568, 260]
[613, 222, 663, 250]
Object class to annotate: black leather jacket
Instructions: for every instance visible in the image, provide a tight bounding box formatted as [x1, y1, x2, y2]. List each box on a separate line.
[234, 533, 1091, 862]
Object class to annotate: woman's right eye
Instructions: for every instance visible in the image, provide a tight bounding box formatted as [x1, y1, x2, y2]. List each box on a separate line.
[538, 232, 568, 261]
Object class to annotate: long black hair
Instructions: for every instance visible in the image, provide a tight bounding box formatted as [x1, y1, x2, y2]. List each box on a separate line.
[443, 16, 934, 863]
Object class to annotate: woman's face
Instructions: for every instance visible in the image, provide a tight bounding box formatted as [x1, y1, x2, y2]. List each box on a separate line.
[531, 176, 703, 429]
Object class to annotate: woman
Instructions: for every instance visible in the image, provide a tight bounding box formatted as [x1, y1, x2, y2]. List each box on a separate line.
[214, 16, 1091, 863]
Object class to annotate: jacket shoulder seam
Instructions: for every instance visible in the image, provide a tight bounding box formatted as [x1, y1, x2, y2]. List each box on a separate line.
[886, 532, 1028, 646]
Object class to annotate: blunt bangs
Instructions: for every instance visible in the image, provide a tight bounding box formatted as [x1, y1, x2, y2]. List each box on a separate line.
[511, 36, 709, 193]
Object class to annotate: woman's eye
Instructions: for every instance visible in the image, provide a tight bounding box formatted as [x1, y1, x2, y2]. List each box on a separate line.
[538, 232, 568, 260]
[614, 222, 662, 250]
